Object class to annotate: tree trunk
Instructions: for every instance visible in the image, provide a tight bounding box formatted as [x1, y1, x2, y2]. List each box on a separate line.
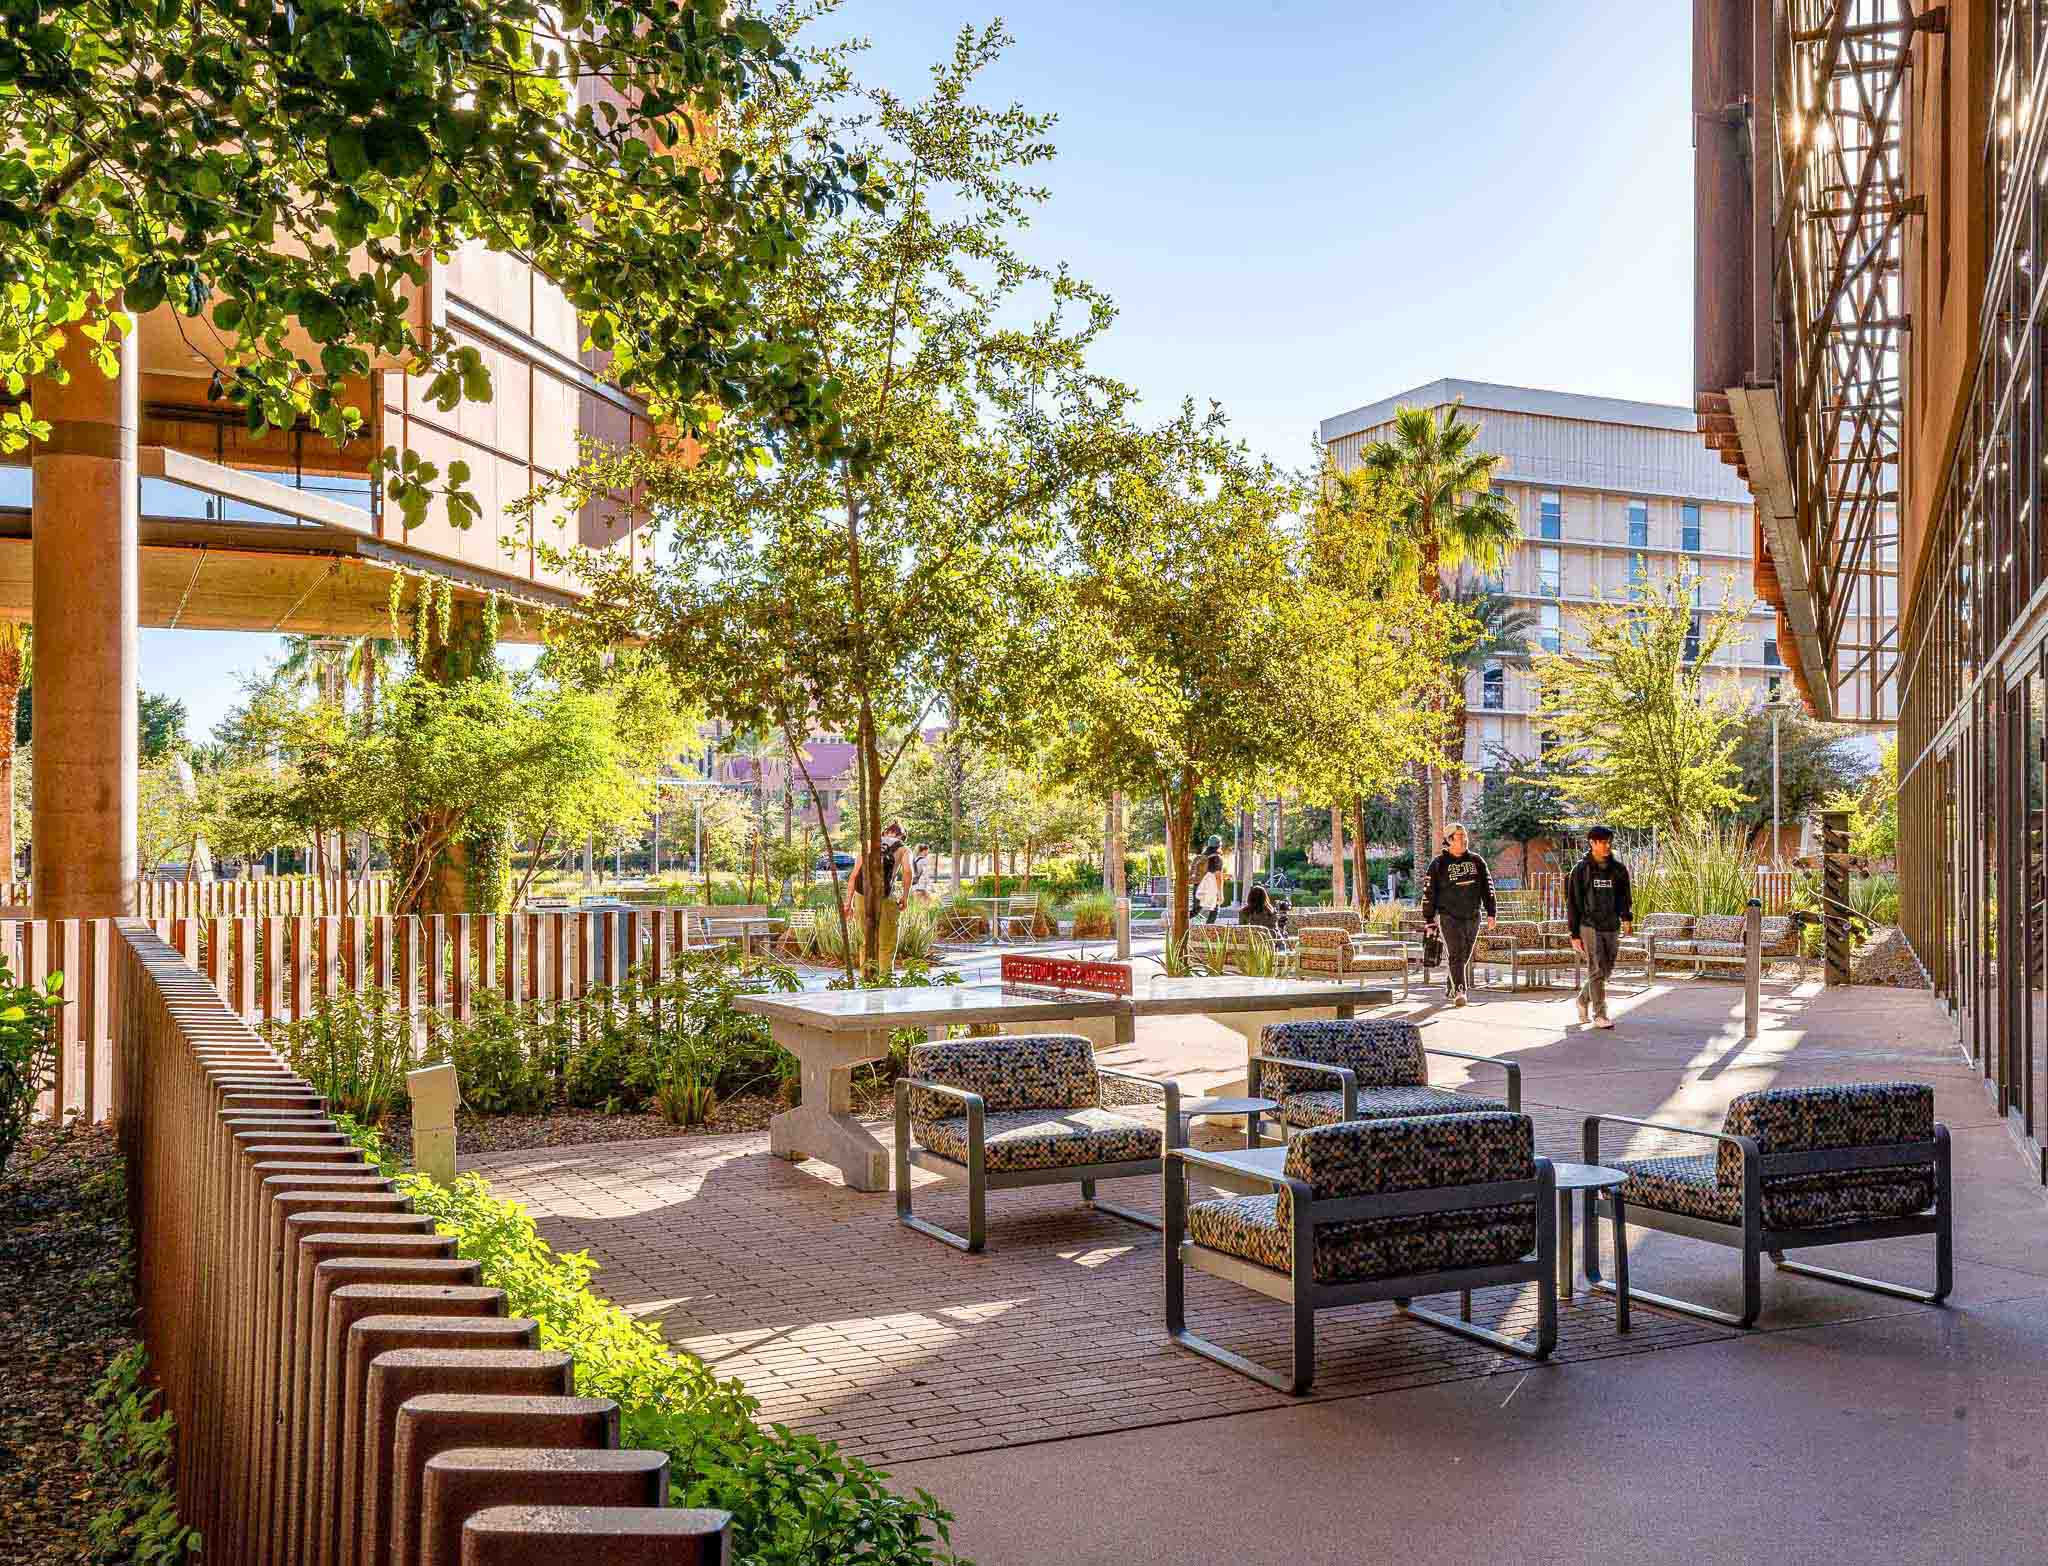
[949, 757, 962, 895]
[1351, 797, 1369, 910]
[1329, 802, 1346, 907]
[1408, 763, 1430, 891]
[1110, 791, 1125, 900]
[1165, 775, 1197, 952]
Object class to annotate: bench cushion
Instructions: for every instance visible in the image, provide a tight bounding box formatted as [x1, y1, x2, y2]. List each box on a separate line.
[919, 1106, 1160, 1172]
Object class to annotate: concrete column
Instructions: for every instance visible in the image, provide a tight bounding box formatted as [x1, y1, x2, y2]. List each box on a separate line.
[31, 315, 138, 918]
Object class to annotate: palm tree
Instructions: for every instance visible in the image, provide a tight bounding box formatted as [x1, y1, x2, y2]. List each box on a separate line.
[1443, 576, 1538, 822]
[1362, 402, 1520, 861]
[0, 624, 28, 880]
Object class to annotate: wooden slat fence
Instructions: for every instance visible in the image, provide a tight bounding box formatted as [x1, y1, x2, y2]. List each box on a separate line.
[26, 907, 710, 1123]
[0, 875, 391, 916]
[1528, 867, 1804, 918]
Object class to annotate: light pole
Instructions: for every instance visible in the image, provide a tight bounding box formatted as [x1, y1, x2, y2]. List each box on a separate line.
[1765, 697, 1797, 868]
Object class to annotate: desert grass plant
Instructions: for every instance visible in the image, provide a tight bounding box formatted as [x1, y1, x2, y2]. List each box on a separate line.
[1634, 820, 1758, 917]
[1065, 892, 1115, 939]
[0, 953, 61, 1174]
[263, 984, 421, 1123]
[341, 1119, 961, 1565]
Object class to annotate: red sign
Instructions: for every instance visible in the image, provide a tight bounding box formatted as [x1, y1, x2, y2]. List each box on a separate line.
[1000, 954, 1133, 996]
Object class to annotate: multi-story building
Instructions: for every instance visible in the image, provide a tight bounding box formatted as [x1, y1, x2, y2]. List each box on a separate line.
[1689, 2, 2044, 1176]
[1320, 379, 1828, 796]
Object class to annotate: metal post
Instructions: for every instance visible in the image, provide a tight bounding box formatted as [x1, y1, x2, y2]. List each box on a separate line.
[1769, 706, 1782, 868]
[1115, 896, 1131, 960]
[1743, 896, 1762, 1040]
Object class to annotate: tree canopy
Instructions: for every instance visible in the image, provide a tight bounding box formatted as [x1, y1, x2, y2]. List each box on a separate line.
[1530, 570, 1752, 833]
[1, 0, 878, 520]
[1725, 705, 1874, 849]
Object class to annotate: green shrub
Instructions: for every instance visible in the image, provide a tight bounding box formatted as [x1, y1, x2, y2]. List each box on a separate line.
[81, 1345, 201, 1565]
[1066, 893, 1114, 938]
[0, 954, 62, 1175]
[341, 1120, 960, 1564]
[263, 985, 423, 1124]
[441, 991, 566, 1115]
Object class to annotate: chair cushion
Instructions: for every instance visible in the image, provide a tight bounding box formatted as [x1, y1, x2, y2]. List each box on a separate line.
[1189, 1111, 1536, 1282]
[1614, 1152, 1936, 1229]
[1257, 1019, 1427, 1099]
[1642, 913, 1694, 937]
[1691, 941, 1747, 960]
[1509, 948, 1577, 967]
[1282, 1085, 1508, 1128]
[905, 1034, 1098, 1122]
[1692, 914, 1748, 943]
[1185, 1192, 1535, 1283]
[1721, 1082, 1936, 1226]
[1286, 907, 1364, 936]
[1614, 1153, 1741, 1223]
[918, 1106, 1161, 1172]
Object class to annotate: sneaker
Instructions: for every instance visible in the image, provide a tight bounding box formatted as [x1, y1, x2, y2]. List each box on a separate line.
[1593, 1016, 1615, 1030]
[1453, 990, 1468, 1008]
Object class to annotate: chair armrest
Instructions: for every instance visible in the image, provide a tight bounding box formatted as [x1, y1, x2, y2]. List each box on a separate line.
[1167, 1145, 1302, 1194]
[1422, 1047, 1521, 1112]
[894, 1078, 987, 1133]
[1249, 1056, 1357, 1120]
[1582, 1111, 1758, 1168]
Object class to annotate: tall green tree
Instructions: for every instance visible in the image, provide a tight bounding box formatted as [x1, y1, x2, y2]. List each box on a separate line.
[1530, 571, 1752, 833]
[526, 22, 1131, 978]
[0, 0, 877, 518]
[1356, 403, 1520, 859]
[1047, 407, 1450, 949]
[1726, 705, 1874, 853]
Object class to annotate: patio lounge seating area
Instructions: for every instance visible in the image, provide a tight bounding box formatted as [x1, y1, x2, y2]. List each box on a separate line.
[464, 977, 2048, 1565]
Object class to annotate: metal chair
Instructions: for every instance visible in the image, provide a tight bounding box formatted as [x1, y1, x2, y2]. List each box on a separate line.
[895, 1033, 1180, 1252]
[1584, 1082, 1952, 1327]
[1248, 1018, 1519, 1138]
[1167, 1112, 1558, 1393]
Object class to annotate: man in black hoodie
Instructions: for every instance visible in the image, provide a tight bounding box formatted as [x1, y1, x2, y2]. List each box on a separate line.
[1420, 823, 1495, 1006]
[1564, 824, 1633, 1028]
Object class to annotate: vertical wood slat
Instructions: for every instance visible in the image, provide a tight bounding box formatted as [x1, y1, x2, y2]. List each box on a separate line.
[261, 913, 282, 1028]
[232, 916, 257, 1020]
[79, 919, 104, 1121]
[451, 914, 472, 1021]
[426, 916, 446, 1015]
[477, 915, 497, 1011]
[550, 913, 568, 1006]
[316, 918, 338, 1008]
[394, 917, 416, 1017]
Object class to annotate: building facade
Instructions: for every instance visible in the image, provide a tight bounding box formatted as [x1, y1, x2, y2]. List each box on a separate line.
[1320, 380, 1815, 802]
[1691, 1, 2048, 1179]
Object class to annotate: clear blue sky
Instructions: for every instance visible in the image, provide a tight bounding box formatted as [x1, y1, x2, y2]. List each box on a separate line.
[148, 0, 1696, 739]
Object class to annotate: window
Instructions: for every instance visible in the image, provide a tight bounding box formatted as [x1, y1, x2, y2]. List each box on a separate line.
[1681, 501, 1702, 553]
[1538, 602, 1561, 653]
[1764, 637, 1781, 667]
[1767, 674, 1783, 702]
[1684, 612, 1703, 662]
[1627, 499, 1649, 548]
[1481, 664, 1504, 710]
[1628, 552, 1648, 593]
[1538, 546, 1561, 598]
[1539, 492, 1562, 541]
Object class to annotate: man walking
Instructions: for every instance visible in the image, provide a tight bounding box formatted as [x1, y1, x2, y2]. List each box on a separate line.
[1421, 823, 1495, 1006]
[1565, 825, 1633, 1029]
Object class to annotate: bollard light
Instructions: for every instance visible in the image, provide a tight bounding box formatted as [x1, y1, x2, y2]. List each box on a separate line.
[407, 1061, 459, 1186]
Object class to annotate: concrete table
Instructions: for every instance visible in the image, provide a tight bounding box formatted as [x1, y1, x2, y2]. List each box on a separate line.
[736, 985, 1128, 1191]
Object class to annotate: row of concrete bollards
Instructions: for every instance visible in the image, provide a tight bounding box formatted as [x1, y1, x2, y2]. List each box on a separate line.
[111, 918, 731, 1565]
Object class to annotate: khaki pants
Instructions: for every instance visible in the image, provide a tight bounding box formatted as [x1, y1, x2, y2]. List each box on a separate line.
[1578, 926, 1619, 1017]
[874, 898, 902, 977]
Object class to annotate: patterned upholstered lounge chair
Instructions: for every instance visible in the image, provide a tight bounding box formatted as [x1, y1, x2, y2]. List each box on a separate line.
[1292, 927, 1411, 994]
[894, 1033, 1181, 1252]
[1583, 1082, 1952, 1327]
[1167, 1112, 1558, 1392]
[1247, 1018, 1519, 1137]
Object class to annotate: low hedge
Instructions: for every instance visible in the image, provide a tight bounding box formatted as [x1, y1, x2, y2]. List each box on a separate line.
[342, 1119, 962, 1565]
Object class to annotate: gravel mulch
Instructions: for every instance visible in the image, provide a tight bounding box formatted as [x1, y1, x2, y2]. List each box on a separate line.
[365, 1091, 794, 1163]
[0, 1122, 135, 1565]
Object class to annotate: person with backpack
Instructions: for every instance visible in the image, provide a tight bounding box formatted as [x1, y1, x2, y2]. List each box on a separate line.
[845, 821, 913, 975]
[1565, 824, 1633, 1028]
[1420, 823, 1495, 1006]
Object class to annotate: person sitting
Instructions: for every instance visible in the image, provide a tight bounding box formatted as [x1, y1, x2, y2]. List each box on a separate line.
[1240, 884, 1280, 930]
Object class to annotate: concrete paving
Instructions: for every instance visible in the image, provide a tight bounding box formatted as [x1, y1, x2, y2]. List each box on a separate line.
[467, 973, 2048, 1565]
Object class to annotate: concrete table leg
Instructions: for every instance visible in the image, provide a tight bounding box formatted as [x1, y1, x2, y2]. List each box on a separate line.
[766, 1022, 891, 1191]
[1214, 1006, 1337, 1097]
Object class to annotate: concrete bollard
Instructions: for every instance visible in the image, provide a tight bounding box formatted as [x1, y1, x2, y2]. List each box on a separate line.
[409, 1061, 460, 1186]
[1115, 896, 1131, 959]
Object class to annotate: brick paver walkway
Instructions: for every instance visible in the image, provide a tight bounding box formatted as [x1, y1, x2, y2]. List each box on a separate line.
[470, 1106, 1726, 1467]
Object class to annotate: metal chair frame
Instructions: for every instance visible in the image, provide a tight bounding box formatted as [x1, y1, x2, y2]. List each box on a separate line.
[1246, 1046, 1521, 1145]
[1581, 1112, 1953, 1328]
[1165, 1146, 1558, 1394]
[894, 1070, 1182, 1253]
